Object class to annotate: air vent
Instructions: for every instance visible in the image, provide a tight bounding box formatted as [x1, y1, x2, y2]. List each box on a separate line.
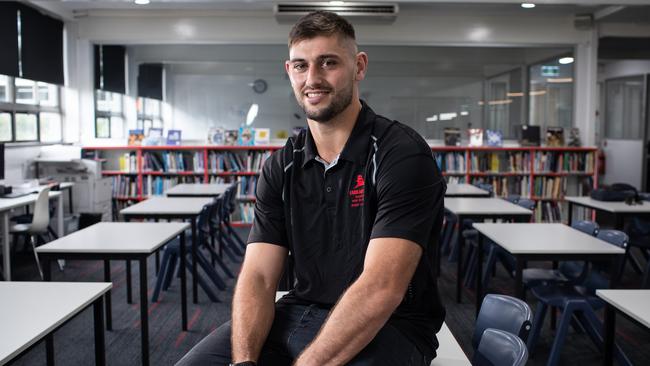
[274, 2, 398, 23]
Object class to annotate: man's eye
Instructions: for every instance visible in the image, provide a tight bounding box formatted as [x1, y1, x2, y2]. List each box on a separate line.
[322, 59, 337, 68]
[293, 63, 306, 71]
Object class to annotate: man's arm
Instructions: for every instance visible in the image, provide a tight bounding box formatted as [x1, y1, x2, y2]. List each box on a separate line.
[294, 237, 422, 366]
[231, 242, 288, 363]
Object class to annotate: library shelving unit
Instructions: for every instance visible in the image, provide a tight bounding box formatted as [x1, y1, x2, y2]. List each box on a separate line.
[82, 145, 281, 226]
[432, 146, 598, 222]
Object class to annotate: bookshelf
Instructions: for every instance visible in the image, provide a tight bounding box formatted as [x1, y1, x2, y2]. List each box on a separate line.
[85, 145, 597, 225]
[82, 145, 281, 226]
[432, 146, 598, 222]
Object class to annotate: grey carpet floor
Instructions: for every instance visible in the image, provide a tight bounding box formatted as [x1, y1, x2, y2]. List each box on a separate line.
[7, 227, 650, 366]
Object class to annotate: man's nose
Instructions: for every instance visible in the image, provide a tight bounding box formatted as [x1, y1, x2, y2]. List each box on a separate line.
[305, 65, 323, 87]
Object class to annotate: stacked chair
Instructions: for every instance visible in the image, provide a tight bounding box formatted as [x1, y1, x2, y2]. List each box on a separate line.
[526, 229, 632, 366]
[151, 183, 247, 303]
[472, 294, 532, 366]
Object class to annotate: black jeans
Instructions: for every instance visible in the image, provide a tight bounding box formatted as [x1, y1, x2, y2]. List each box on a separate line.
[176, 303, 432, 366]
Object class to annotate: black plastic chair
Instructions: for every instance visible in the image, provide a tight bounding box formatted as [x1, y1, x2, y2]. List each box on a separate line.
[473, 293, 533, 350]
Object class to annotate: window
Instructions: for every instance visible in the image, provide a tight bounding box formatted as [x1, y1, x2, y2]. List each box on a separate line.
[604, 76, 644, 139]
[137, 97, 163, 135]
[0, 74, 63, 143]
[95, 90, 125, 138]
[528, 57, 574, 133]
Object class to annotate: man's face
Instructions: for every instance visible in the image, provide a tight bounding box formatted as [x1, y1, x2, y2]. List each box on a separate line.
[285, 35, 364, 123]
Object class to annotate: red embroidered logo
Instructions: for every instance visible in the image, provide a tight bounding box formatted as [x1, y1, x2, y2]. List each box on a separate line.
[349, 174, 365, 208]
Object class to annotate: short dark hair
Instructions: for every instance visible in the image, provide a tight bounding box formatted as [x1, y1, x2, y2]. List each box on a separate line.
[288, 11, 356, 49]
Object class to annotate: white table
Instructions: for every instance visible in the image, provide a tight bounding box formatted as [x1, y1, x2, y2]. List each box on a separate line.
[430, 322, 471, 366]
[36, 222, 189, 366]
[120, 196, 215, 304]
[445, 183, 491, 198]
[444, 198, 533, 303]
[0, 190, 63, 280]
[165, 183, 230, 197]
[0, 281, 111, 366]
[473, 223, 625, 315]
[565, 196, 650, 229]
[597, 289, 650, 366]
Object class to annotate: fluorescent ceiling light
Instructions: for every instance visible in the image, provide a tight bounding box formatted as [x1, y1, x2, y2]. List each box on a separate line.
[507, 92, 524, 97]
[426, 115, 438, 122]
[521, 3, 535, 9]
[460, 111, 469, 116]
[134, 0, 150, 5]
[559, 57, 574, 64]
[246, 103, 259, 126]
[546, 77, 573, 83]
[329, 1, 345, 5]
[439, 112, 457, 121]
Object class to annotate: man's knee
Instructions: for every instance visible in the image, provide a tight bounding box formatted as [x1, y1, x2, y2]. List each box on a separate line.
[175, 321, 232, 366]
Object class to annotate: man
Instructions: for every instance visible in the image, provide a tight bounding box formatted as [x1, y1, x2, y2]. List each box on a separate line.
[177, 11, 445, 366]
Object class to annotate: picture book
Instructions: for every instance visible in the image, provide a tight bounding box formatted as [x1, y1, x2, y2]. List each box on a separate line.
[545, 126, 565, 146]
[128, 129, 144, 146]
[224, 130, 239, 145]
[210, 126, 225, 145]
[486, 129, 503, 147]
[444, 127, 461, 146]
[166, 129, 182, 146]
[254, 128, 271, 145]
[519, 125, 540, 146]
[468, 128, 484, 147]
[238, 127, 254, 146]
[567, 127, 581, 147]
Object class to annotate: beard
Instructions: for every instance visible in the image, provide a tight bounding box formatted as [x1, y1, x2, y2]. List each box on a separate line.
[296, 81, 354, 123]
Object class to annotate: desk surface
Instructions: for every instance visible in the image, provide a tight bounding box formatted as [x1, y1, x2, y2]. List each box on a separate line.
[444, 198, 532, 216]
[445, 184, 490, 197]
[0, 191, 61, 211]
[565, 196, 650, 214]
[120, 196, 214, 216]
[473, 223, 626, 255]
[37, 222, 189, 254]
[430, 322, 471, 366]
[0, 281, 111, 365]
[596, 289, 650, 328]
[165, 183, 229, 197]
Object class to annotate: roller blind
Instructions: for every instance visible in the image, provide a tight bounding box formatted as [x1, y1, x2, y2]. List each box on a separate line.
[138, 63, 164, 101]
[94, 45, 126, 94]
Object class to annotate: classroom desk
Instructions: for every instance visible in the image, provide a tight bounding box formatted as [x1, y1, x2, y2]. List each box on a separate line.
[36, 222, 189, 366]
[597, 289, 650, 366]
[58, 182, 75, 214]
[0, 281, 110, 366]
[445, 183, 491, 198]
[444, 198, 532, 303]
[120, 196, 214, 304]
[565, 196, 650, 229]
[165, 183, 229, 197]
[0, 190, 63, 281]
[473, 223, 625, 316]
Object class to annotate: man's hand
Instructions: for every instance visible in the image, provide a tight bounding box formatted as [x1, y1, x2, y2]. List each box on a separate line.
[231, 243, 288, 363]
[294, 237, 422, 366]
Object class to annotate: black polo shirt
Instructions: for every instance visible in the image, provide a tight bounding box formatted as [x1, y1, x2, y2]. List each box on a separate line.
[248, 101, 446, 358]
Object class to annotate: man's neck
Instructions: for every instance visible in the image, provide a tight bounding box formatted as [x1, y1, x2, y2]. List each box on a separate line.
[307, 99, 362, 164]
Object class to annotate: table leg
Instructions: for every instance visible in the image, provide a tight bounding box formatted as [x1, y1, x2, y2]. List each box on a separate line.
[567, 201, 573, 226]
[126, 260, 132, 304]
[2, 212, 11, 280]
[154, 218, 160, 274]
[103, 260, 112, 331]
[191, 218, 198, 304]
[180, 231, 188, 331]
[456, 220, 463, 303]
[46, 333, 54, 366]
[56, 194, 64, 237]
[68, 188, 73, 215]
[139, 258, 150, 366]
[515, 258, 525, 299]
[476, 232, 483, 318]
[603, 305, 615, 366]
[93, 296, 106, 366]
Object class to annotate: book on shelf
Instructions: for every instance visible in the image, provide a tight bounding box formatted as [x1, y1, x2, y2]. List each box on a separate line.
[254, 128, 271, 146]
[468, 128, 484, 147]
[519, 125, 540, 146]
[238, 127, 255, 146]
[444, 127, 461, 146]
[545, 126, 565, 146]
[225, 130, 238, 145]
[567, 128, 581, 147]
[209, 126, 225, 145]
[167, 130, 182, 146]
[118, 152, 137, 173]
[128, 129, 144, 146]
[442, 152, 466, 173]
[485, 130, 503, 147]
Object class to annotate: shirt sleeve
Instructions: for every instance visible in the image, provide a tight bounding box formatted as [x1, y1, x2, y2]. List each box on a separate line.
[247, 149, 288, 247]
[369, 148, 446, 250]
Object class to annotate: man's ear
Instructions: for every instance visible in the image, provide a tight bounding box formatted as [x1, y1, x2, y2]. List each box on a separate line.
[355, 52, 368, 81]
[285, 60, 291, 76]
